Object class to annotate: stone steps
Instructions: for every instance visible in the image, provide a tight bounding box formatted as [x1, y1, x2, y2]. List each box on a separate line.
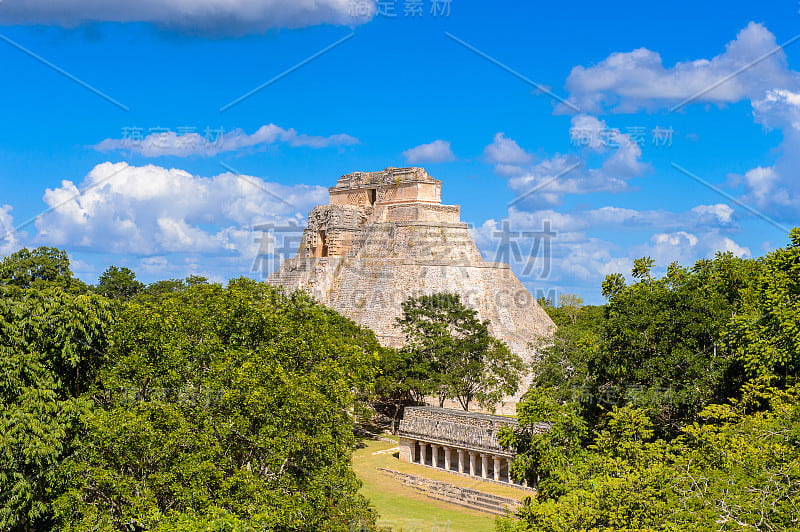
[378, 468, 524, 516]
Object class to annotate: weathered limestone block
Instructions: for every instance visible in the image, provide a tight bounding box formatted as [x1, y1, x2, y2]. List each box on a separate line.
[398, 436, 414, 462]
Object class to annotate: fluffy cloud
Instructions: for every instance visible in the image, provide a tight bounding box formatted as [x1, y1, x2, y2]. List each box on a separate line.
[94, 125, 359, 158]
[0, 0, 374, 35]
[487, 116, 650, 207]
[469, 204, 748, 302]
[402, 140, 455, 163]
[34, 161, 325, 258]
[138, 256, 169, 275]
[558, 22, 798, 114]
[484, 132, 532, 165]
[731, 89, 800, 216]
[482, 132, 538, 176]
[504, 204, 736, 234]
[549, 23, 800, 224]
[0, 205, 20, 255]
[640, 231, 750, 266]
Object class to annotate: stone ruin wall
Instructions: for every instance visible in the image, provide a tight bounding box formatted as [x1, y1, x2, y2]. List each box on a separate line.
[382, 203, 460, 223]
[399, 407, 550, 454]
[298, 205, 365, 258]
[329, 173, 441, 208]
[400, 407, 519, 454]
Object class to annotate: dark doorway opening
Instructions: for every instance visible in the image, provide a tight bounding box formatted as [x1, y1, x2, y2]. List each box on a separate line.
[368, 188, 376, 205]
[316, 230, 328, 257]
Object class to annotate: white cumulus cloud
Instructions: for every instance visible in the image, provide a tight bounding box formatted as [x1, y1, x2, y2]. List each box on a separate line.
[483, 132, 533, 174]
[402, 140, 455, 163]
[488, 117, 651, 207]
[34, 161, 325, 257]
[469, 205, 749, 302]
[0, 205, 21, 255]
[731, 89, 800, 216]
[558, 22, 798, 114]
[554, 22, 799, 226]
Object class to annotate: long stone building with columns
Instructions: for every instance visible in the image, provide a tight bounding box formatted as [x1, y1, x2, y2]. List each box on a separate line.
[397, 406, 549, 485]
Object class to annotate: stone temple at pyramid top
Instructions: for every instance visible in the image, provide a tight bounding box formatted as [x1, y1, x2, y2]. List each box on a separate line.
[330, 167, 442, 206]
[268, 167, 555, 414]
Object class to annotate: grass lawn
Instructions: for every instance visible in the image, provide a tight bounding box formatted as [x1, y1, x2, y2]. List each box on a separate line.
[352, 437, 526, 531]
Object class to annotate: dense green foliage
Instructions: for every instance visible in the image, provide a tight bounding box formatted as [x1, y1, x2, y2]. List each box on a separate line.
[95, 266, 144, 300]
[0, 286, 113, 530]
[0, 247, 88, 294]
[500, 229, 800, 531]
[535, 251, 757, 431]
[53, 280, 380, 530]
[498, 381, 800, 531]
[726, 228, 800, 382]
[392, 293, 524, 411]
[1, 249, 384, 531]
[5, 234, 800, 531]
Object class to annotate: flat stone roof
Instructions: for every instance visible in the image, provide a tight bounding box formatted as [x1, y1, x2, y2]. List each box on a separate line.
[407, 406, 519, 425]
[331, 167, 437, 190]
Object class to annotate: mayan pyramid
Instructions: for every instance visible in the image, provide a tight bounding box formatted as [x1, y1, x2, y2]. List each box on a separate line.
[268, 167, 555, 414]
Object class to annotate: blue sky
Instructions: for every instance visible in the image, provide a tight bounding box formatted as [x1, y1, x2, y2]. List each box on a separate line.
[0, 0, 798, 303]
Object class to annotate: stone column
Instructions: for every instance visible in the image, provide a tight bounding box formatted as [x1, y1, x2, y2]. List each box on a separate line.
[444, 446, 451, 471]
[480, 454, 489, 479]
[398, 437, 414, 463]
[493, 456, 501, 481]
[457, 450, 465, 474]
[419, 443, 427, 466]
[430, 444, 439, 468]
[507, 457, 514, 483]
[468, 452, 477, 476]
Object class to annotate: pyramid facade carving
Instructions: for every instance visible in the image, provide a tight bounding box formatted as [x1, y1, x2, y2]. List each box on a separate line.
[268, 167, 555, 414]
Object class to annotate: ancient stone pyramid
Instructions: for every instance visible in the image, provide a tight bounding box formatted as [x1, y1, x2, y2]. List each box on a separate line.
[268, 167, 555, 413]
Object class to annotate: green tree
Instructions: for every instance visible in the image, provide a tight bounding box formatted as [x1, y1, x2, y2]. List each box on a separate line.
[185, 274, 209, 287]
[499, 396, 677, 532]
[557, 292, 584, 324]
[670, 380, 800, 530]
[631, 256, 655, 280]
[593, 253, 752, 429]
[531, 303, 604, 419]
[142, 278, 187, 301]
[498, 231, 800, 532]
[52, 280, 380, 530]
[725, 227, 800, 383]
[396, 293, 524, 411]
[0, 246, 87, 293]
[0, 287, 113, 530]
[373, 347, 429, 430]
[96, 265, 144, 300]
[500, 388, 800, 532]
